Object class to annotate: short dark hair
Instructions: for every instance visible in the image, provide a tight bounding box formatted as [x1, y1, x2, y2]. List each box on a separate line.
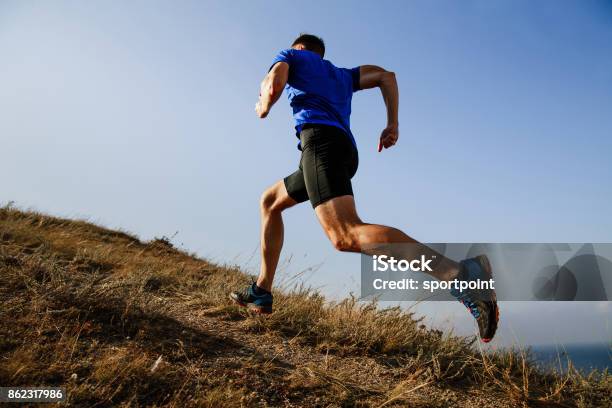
[291, 34, 325, 57]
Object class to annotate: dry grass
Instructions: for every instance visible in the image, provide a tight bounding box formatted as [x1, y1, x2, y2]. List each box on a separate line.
[0, 205, 609, 407]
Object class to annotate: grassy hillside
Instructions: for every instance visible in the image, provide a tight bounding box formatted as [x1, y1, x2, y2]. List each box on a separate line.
[0, 206, 609, 407]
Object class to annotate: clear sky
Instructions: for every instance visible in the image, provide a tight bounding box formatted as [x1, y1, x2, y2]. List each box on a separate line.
[2, 0, 611, 347]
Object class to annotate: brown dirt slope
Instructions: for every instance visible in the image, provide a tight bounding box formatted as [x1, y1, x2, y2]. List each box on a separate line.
[0, 206, 609, 407]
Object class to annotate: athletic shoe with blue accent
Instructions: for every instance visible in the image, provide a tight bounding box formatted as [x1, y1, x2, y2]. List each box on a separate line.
[451, 255, 499, 342]
[230, 283, 273, 314]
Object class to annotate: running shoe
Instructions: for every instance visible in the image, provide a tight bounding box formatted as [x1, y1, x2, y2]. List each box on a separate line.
[451, 255, 499, 342]
[230, 283, 273, 314]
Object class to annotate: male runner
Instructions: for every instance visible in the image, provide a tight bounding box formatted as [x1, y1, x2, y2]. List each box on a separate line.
[230, 34, 499, 342]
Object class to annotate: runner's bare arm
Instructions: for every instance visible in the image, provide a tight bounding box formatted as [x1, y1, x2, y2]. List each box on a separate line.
[256, 62, 289, 118]
[358, 65, 399, 152]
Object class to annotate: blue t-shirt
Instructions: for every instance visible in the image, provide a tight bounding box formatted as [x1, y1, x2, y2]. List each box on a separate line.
[270, 49, 361, 148]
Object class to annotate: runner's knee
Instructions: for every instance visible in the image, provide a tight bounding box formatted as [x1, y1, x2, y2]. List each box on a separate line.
[327, 228, 359, 252]
[260, 186, 284, 214]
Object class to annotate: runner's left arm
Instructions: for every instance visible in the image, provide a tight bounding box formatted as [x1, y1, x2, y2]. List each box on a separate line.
[357, 65, 399, 152]
[255, 62, 289, 118]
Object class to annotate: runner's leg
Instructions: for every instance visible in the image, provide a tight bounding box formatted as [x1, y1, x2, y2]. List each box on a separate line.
[257, 180, 298, 291]
[314, 195, 460, 281]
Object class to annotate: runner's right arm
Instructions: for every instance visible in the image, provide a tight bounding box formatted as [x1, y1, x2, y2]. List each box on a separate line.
[358, 65, 399, 152]
[255, 62, 289, 118]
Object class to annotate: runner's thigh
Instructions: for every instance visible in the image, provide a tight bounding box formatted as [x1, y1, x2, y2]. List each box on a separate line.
[300, 125, 357, 208]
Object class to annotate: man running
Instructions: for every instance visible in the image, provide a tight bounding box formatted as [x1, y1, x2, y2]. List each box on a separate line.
[230, 34, 499, 342]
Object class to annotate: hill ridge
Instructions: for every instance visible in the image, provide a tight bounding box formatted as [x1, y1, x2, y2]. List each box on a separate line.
[0, 206, 609, 407]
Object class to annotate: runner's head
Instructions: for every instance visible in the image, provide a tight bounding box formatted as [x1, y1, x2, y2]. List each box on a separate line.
[291, 34, 325, 58]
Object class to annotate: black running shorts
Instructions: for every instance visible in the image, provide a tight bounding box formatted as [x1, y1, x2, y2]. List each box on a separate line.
[284, 124, 359, 208]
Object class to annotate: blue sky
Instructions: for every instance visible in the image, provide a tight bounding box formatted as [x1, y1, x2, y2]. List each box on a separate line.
[2, 0, 611, 346]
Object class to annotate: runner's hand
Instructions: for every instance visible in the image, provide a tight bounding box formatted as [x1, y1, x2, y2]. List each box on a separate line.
[255, 100, 269, 118]
[378, 124, 399, 152]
